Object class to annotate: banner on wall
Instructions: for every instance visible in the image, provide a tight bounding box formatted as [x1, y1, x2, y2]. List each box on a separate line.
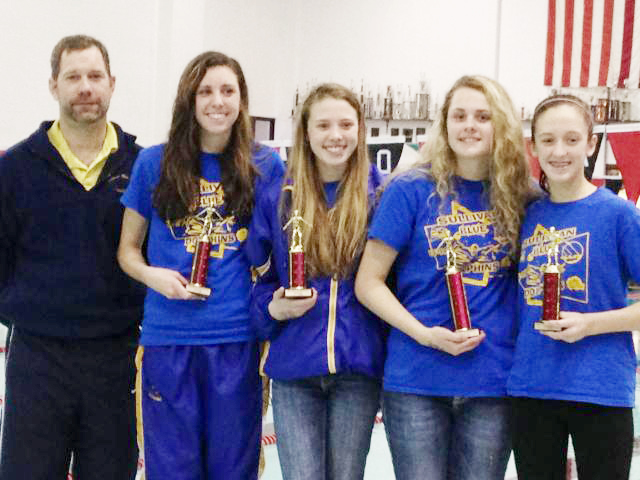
[367, 141, 405, 174]
[263, 137, 420, 174]
[544, 0, 640, 88]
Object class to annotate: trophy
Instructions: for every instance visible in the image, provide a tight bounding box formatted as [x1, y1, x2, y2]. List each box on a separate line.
[283, 209, 313, 298]
[535, 227, 563, 331]
[443, 234, 480, 337]
[177, 206, 227, 298]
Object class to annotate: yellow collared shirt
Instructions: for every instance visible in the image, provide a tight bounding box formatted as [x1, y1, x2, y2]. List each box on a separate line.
[47, 120, 118, 190]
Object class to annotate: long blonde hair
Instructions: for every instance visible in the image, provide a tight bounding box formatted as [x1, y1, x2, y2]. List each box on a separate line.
[417, 75, 531, 254]
[283, 83, 370, 278]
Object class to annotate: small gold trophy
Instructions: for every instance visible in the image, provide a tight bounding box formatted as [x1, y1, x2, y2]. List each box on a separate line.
[535, 227, 563, 331]
[283, 209, 313, 298]
[443, 234, 480, 338]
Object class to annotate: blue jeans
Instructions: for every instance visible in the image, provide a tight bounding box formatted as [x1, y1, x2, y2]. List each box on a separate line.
[272, 373, 381, 480]
[383, 392, 511, 480]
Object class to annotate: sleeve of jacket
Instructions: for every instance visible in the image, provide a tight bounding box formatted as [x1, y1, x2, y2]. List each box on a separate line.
[250, 256, 282, 340]
[247, 149, 285, 340]
[0, 152, 17, 295]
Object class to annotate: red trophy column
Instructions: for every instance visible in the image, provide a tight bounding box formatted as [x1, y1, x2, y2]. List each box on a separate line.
[535, 227, 563, 331]
[284, 209, 313, 298]
[186, 207, 218, 298]
[186, 234, 212, 297]
[444, 235, 479, 338]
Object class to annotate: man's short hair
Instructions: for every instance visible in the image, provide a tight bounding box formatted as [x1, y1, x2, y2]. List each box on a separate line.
[50, 35, 111, 79]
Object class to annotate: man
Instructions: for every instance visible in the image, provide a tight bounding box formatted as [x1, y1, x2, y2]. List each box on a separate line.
[0, 35, 144, 479]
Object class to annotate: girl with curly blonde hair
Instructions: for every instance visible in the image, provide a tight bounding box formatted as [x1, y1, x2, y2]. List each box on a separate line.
[356, 75, 533, 480]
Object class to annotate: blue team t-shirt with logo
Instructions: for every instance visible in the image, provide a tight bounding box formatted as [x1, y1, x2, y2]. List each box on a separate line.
[508, 188, 640, 407]
[121, 143, 283, 345]
[369, 172, 518, 397]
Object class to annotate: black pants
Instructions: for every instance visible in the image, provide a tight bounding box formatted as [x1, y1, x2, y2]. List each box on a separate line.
[511, 397, 633, 480]
[0, 327, 138, 480]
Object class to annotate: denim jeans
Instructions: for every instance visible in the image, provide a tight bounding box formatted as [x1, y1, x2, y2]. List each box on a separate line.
[382, 391, 511, 480]
[271, 373, 381, 480]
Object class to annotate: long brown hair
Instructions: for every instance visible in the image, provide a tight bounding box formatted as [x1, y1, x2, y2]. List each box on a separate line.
[284, 83, 371, 278]
[416, 75, 532, 254]
[153, 51, 257, 222]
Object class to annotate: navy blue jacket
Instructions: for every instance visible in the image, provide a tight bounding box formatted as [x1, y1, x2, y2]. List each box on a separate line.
[0, 121, 145, 338]
[247, 164, 386, 380]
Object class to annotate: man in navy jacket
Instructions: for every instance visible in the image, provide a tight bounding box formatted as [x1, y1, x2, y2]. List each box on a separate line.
[0, 35, 144, 479]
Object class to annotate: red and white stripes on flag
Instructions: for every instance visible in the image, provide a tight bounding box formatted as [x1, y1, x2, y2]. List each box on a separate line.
[544, 0, 640, 88]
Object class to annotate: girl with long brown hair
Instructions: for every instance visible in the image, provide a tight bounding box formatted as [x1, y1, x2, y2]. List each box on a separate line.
[247, 83, 385, 480]
[117, 51, 284, 479]
[508, 94, 640, 479]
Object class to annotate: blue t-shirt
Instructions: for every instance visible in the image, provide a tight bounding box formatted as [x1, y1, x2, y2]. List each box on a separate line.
[324, 181, 340, 207]
[369, 173, 517, 397]
[121, 143, 284, 345]
[508, 188, 640, 407]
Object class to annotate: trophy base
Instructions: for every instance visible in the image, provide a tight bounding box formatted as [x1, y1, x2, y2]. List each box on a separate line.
[456, 328, 481, 338]
[284, 287, 313, 299]
[186, 283, 211, 298]
[534, 320, 563, 332]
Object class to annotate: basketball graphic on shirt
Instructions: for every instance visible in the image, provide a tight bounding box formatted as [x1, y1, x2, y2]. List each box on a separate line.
[559, 240, 583, 264]
[519, 224, 589, 306]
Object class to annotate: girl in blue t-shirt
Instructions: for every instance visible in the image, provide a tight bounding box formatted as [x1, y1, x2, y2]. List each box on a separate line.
[509, 94, 640, 479]
[355, 75, 532, 480]
[117, 51, 283, 479]
[247, 83, 385, 480]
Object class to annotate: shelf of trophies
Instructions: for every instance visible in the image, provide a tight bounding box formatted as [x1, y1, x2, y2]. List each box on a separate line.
[550, 85, 639, 124]
[291, 80, 433, 144]
[583, 84, 640, 182]
[363, 84, 432, 144]
[367, 119, 432, 145]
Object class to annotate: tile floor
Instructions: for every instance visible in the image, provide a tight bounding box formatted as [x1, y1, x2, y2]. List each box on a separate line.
[1, 323, 639, 479]
[261, 406, 640, 479]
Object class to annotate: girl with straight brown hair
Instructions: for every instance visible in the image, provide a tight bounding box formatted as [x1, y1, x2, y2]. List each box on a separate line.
[118, 51, 284, 479]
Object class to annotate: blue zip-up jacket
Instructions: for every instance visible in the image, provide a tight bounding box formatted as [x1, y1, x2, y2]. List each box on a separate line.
[0, 121, 145, 338]
[247, 163, 386, 380]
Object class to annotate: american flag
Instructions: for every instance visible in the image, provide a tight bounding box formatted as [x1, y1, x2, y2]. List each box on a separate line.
[544, 0, 640, 88]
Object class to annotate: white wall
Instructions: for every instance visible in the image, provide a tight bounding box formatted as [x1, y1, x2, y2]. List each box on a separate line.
[0, 0, 612, 149]
[0, 0, 160, 147]
[201, 0, 298, 140]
